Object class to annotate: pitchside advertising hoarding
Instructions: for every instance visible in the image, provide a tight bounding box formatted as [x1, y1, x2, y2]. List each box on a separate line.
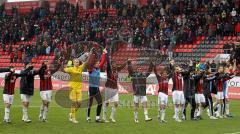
[0, 71, 239, 99]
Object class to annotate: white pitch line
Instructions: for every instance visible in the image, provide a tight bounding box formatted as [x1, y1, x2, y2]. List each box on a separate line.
[224, 132, 240, 134]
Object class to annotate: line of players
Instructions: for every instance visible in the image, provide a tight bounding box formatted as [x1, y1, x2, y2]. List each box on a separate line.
[0, 60, 61, 123]
[0, 47, 237, 123]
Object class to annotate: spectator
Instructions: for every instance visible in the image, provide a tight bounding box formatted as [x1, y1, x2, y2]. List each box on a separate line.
[17, 50, 22, 63]
[10, 52, 14, 63]
[168, 44, 173, 60]
[46, 45, 51, 55]
[223, 42, 231, 54]
[0, 0, 240, 64]
[14, 50, 17, 63]
[231, 8, 237, 17]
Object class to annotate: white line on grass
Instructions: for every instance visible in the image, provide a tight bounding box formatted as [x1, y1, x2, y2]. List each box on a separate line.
[224, 132, 240, 134]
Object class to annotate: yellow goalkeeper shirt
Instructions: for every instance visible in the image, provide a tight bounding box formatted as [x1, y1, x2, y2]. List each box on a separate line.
[64, 63, 86, 90]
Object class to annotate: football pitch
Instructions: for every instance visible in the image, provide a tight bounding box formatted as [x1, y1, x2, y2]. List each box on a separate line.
[0, 89, 239, 134]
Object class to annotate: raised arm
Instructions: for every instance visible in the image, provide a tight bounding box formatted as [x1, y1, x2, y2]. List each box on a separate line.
[5, 73, 12, 80]
[233, 59, 237, 72]
[39, 64, 47, 76]
[31, 69, 40, 76]
[168, 72, 173, 79]
[193, 72, 204, 81]
[127, 60, 134, 76]
[78, 52, 90, 72]
[181, 61, 194, 76]
[50, 63, 62, 74]
[204, 75, 216, 81]
[224, 73, 235, 81]
[153, 65, 162, 82]
[99, 49, 107, 70]
[78, 52, 90, 63]
[215, 73, 227, 80]
[16, 67, 33, 78]
[0, 68, 11, 73]
[181, 69, 190, 77]
[117, 61, 127, 72]
[106, 50, 112, 77]
[146, 61, 154, 77]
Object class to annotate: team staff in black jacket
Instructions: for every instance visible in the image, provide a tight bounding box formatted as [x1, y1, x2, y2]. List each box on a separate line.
[203, 70, 218, 120]
[127, 59, 154, 123]
[3, 66, 31, 123]
[20, 62, 39, 123]
[181, 61, 197, 121]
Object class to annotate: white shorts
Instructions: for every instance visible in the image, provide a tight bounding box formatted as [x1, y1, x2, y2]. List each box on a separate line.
[104, 87, 119, 102]
[172, 90, 185, 105]
[225, 94, 229, 99]
[216, 92, 224, 100]
[40, 90, 52, 102]
[21, 94, 31, 102]
[195, 94, 206, 104]
[224, 88, 229, 99]
[3, 94, 14, 104]
[158, 92, 168, 105]
[134, 95, 147, 104]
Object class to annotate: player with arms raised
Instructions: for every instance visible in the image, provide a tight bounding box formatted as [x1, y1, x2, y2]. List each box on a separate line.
[3, 66, 31, 123]
[38, 61, 61, 122]
[64, 52, 89, 123]
[154, 66, 171, 123]
[87, 48, 107, 122]
[102, 49, 127, 123]
[127, 59, 154, 123]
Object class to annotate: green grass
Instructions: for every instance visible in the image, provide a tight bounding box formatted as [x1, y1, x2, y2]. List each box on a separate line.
[0, 89, 239, 134]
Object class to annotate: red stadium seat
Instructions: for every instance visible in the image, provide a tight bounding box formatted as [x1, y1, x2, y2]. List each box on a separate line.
[223, 36, 228, 40]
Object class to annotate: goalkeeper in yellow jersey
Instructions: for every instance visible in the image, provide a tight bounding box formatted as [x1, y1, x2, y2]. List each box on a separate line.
[64, 52, 89, 123]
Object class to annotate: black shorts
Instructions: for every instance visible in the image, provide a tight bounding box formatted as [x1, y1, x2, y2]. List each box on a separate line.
[89, 87, 100, 97]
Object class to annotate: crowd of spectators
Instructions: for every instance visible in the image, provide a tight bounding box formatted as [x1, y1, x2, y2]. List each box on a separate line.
[0, 0, 240, 63]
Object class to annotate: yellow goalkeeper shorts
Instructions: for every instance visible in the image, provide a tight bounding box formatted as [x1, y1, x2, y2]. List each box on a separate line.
[69, 89, 82, 102]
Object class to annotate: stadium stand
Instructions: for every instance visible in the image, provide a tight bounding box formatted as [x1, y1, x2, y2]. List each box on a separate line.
[0, 0, 239, 70]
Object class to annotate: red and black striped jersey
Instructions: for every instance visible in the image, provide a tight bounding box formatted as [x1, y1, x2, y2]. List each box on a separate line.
[172, 72, 183, 91]
[215, 79, 224, 92]
[4, 73, 20, 95]
[215, 73, 232, 92]
[39, 69, 53, 91]
[156, 74, 169, 95]
[196, 79, 204, 94]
